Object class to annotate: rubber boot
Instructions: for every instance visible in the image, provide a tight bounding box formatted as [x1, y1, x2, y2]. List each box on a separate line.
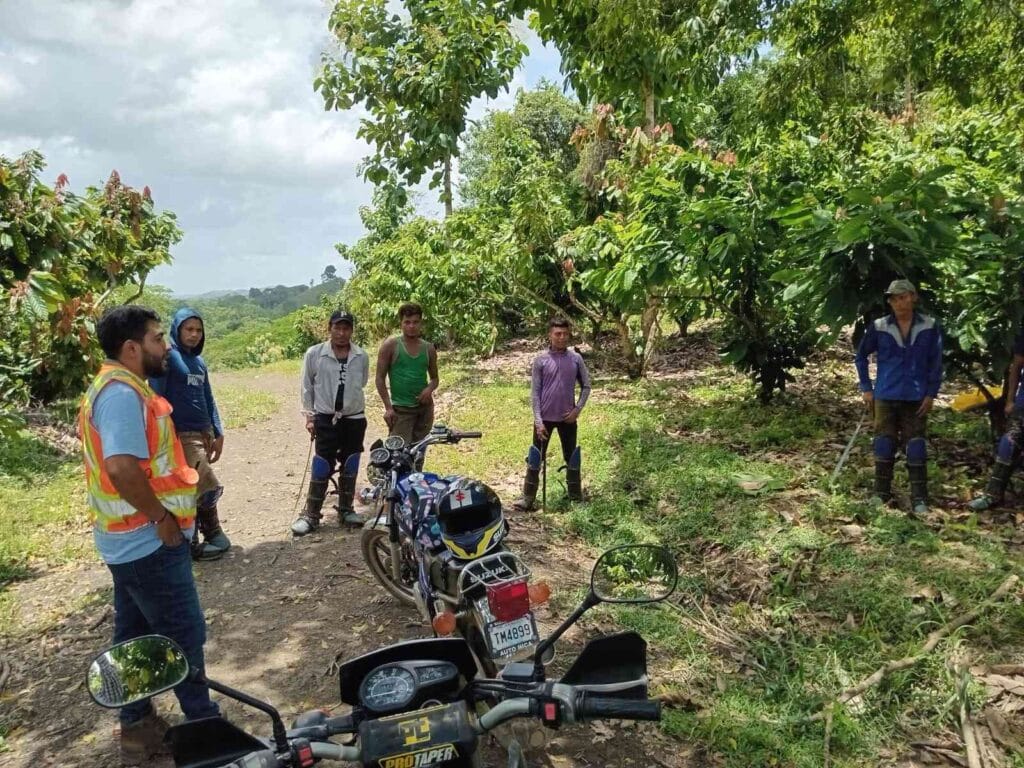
[291, 478, 329, 536]
[120, 712, 171, 765]
[908, 463, 929, 516]
[199, 505, 231, 551]
[190, 508, 225, 561]
[336, 472, 366, 526]
[513, 466, 540, 511]
[968, 461, 1013, 511]
[566, 467, 583, 502]
[872, 460, 894, 505]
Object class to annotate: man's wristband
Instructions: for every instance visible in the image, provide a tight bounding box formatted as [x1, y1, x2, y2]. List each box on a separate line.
[154, 509, 170, 525]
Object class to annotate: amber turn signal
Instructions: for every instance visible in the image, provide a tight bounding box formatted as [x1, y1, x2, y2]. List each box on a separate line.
[528, 581, 551, 605]
[432, 610, 457, 636]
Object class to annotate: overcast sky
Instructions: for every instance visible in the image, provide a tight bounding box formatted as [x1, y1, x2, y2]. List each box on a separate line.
[0, 0, 562, 295]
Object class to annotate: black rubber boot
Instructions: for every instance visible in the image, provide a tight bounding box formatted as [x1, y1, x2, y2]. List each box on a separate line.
[566, 467, 583, 503]
[198, 505, 230, 551]
[513, 466, 540, 511]
[873, 460, 894, 504]
[336, 472, 365, 526]
[291, 478, 329, 536]
[969, 461, 1014, 511]
[908, 463, 929, 515]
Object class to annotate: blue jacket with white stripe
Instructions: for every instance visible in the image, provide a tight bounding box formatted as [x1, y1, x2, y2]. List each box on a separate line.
[855, 312, 943, 401]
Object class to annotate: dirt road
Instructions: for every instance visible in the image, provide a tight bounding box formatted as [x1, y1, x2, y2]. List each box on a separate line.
[0, 369, 685, 767]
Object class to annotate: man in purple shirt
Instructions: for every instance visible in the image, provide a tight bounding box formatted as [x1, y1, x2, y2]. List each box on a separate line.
[514, 317, 592, 509]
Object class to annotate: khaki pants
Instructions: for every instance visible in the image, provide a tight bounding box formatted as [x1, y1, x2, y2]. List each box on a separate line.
[391, 403, 433, 446]
[178, 430, 221, 499]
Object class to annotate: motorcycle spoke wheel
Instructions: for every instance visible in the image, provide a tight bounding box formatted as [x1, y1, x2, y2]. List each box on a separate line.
[360, 527, 417, 606]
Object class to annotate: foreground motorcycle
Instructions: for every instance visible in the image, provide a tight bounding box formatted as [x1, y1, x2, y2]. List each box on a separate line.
[87, 544, 677, 768]
[359, 426, 549, 676]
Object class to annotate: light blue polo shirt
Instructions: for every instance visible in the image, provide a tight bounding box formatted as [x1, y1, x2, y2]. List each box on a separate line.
[91, 382, 194, 565]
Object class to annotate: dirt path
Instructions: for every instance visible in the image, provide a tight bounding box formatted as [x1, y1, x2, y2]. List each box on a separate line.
[1, 370, 686, 768]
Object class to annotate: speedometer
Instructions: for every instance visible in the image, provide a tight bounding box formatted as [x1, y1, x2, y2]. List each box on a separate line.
[360, 665, 417, 712]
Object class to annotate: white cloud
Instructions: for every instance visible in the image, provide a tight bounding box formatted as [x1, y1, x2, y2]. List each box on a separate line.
[0, 0, 562, 293]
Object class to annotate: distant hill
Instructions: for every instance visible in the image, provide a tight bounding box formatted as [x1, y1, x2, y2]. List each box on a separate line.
[176, 288, 249, 300]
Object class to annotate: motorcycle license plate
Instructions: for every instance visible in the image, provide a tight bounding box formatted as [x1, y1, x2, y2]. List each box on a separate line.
[485, 614, 537, 657]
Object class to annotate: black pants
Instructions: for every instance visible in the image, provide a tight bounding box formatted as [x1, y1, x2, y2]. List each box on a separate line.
[533, 420, 578, 466]
[313, 414, 367, 473]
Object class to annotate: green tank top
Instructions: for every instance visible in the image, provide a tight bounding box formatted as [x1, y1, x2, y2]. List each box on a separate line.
[390, 338, 428, 407]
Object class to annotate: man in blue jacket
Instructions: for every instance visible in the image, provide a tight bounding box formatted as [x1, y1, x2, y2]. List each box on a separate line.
[855, 279, 943, 515]
[150, 307, 231, 559]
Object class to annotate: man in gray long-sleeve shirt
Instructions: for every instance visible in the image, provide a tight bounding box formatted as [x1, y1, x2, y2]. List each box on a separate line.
[291, 309, 370, 536]
[514, 317, 592, 509]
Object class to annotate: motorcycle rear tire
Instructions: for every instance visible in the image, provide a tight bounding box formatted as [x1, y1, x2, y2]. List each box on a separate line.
[360, 526, 417, 606]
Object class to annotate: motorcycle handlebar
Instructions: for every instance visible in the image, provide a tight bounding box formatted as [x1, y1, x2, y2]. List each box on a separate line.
[216, 742, 361, 768]
[575, 694, 661, 722]
[217, 750, 280, 768]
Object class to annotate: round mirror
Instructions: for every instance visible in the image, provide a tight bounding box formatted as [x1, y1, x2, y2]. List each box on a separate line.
[87, 635, 189, 708]
[383, 435, 406, 451]
[591, 545, 677, 604]
[369, 447, 391, 466]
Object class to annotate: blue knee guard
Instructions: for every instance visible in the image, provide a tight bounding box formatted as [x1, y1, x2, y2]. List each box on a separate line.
[996, 432, 1017, 464]
[311, 454, 333, 480]
[906, 437, 927, 466]
[342, 452, 360, 476]
[197, 486, 224, 510]
[568, 446, 581, 471]
[873, 435, 895, 461]
[526, 445, 542, 470]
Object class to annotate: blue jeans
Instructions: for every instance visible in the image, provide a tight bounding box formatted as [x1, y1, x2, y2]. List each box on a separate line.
[107, 540, 220, 725]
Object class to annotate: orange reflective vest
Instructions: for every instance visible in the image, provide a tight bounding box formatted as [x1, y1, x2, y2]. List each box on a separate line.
[79, 363, 198, 533]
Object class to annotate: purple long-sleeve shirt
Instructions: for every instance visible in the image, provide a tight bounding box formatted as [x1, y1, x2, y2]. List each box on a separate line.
[531, 348, 591, 424]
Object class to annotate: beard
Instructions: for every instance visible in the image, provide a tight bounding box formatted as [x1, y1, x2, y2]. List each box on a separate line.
[143, 350, 168, 377]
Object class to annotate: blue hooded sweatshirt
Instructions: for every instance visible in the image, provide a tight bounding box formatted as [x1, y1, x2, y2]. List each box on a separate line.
[150, 307, 224, 437]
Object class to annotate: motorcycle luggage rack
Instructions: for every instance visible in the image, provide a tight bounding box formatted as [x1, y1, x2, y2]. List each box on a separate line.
[458, 551, 531, 598]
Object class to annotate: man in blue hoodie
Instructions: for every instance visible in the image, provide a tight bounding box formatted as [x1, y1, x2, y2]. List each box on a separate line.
[150, 308, 231, 560]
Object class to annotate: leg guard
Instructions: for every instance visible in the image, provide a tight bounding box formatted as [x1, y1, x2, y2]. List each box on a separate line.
[905, 437, 927, 466]
[514, 446, 542, 510]
[311, 454, 333, 481]
[873, 435, 896, 461]
[566, 446, 583, 502]
[873, 460, 895, 503]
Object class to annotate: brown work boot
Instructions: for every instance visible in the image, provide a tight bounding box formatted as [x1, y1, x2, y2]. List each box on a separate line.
[119, 712, 171, 765]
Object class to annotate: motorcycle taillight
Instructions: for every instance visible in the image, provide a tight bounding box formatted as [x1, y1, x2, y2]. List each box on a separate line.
[487, 579, 531, 622]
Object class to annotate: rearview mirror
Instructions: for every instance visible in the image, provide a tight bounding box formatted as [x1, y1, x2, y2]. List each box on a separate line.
[591, 544, 677, 604]
[87, 635, 189, 708]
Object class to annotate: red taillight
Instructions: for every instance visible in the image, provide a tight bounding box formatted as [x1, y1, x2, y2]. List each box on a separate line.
[487, 579, 531, 622]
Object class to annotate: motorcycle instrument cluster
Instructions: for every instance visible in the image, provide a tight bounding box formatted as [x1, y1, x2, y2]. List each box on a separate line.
[359, 661, 459, 714]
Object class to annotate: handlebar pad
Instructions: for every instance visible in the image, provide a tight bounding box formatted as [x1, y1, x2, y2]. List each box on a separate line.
[577, 695, 661, 721]
[218, 750, 280, 768]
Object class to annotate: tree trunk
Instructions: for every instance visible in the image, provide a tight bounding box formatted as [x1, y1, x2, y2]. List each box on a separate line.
[642, 75, 656, 134]
[443, 154, 453, 218]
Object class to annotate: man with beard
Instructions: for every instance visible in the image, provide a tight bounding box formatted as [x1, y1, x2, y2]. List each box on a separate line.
[78, 306, 219, 764]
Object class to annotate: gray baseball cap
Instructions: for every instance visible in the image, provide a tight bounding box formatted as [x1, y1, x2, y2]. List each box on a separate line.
[884, 279, 917, 296]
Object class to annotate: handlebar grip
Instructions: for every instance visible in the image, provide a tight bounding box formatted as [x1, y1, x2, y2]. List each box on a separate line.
[576, 695, 661, 722]
[456, 431, 482, 438]
[218, 750, 281, 768]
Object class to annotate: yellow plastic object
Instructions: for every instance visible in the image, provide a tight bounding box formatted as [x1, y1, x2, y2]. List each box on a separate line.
[951, 386, 1003, 413]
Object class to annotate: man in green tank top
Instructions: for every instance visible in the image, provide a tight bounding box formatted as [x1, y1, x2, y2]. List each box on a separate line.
[376, 302, 439, 447]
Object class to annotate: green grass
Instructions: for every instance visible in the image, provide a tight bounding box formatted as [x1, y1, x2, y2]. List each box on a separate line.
[215, 382, 282, 429]
[437, 353, 1024, 767]
[0, 429, 91, 629]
